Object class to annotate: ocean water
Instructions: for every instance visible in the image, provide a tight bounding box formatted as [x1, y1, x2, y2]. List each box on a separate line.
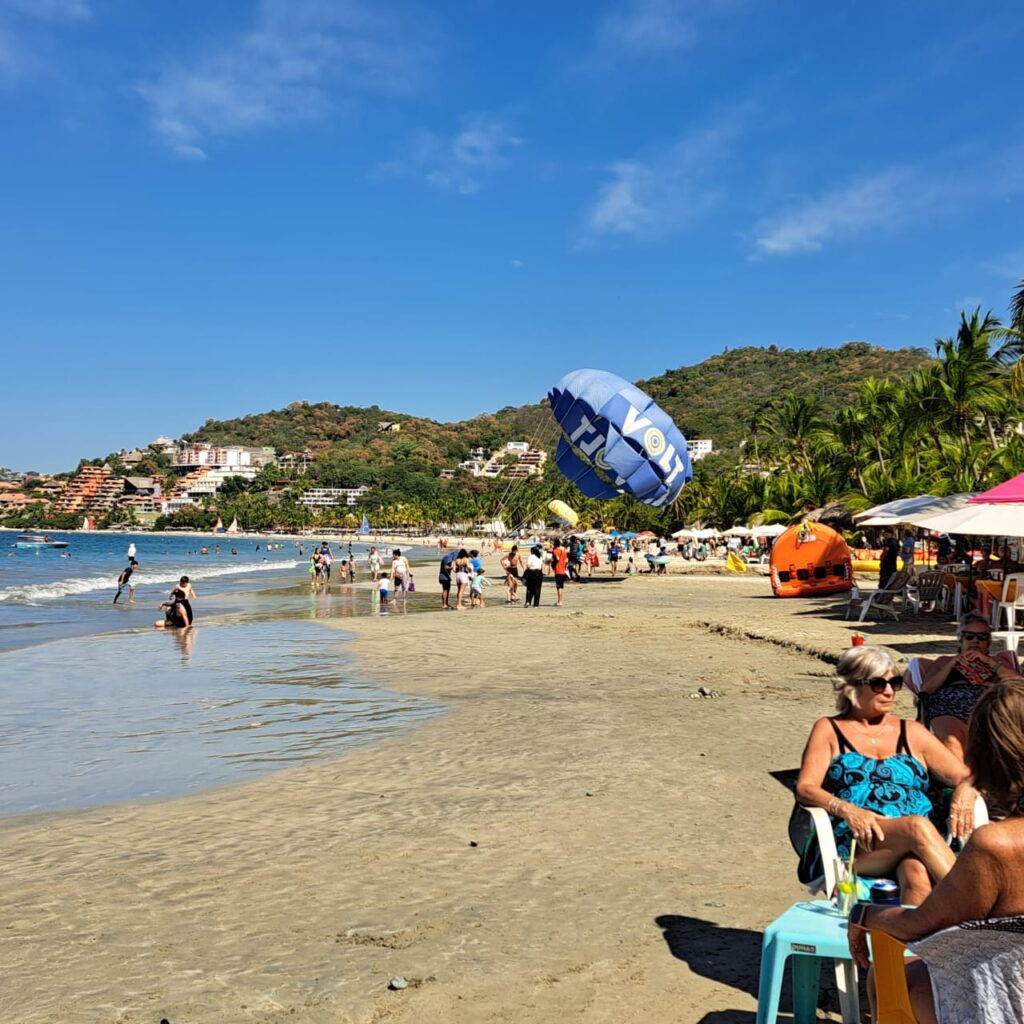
[0, 530, 441, 815]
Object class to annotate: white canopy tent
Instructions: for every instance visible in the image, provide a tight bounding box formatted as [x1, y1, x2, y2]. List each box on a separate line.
[724, 526, 753, 537]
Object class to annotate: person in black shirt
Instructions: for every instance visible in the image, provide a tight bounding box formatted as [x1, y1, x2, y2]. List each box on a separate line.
[879, 528, 900, 588]
[113, 560, 136, 604]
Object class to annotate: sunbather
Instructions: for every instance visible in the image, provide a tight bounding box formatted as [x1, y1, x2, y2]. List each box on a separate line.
[906, 612, 1024, 761]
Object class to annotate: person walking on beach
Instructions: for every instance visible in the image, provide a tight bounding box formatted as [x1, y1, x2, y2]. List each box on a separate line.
[608, 539, 622, 574]
[453, 549, 472, 610]
[390, 549, 410, 597]
[368, 547, 382, 581]
[318, 541, 333, 583]
[552, 539, 569, 607]
[113, 560, 137, 604]
[470, 567, 492, 608]
[524, 545, 545, 608]
[127, 541, 136, 561]
[501, 544, 522, 603]
[438, 549, 457, 610]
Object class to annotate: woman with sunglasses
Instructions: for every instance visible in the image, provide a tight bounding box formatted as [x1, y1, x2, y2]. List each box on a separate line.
[909, 612, 1024, 761]
[797, 645, 977, 904]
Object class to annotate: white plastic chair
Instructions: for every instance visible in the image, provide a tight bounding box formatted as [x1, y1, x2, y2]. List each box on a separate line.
[994, 572, 1024, 631]
[845, 571, 912, 622]
[801, 795, 990, 899]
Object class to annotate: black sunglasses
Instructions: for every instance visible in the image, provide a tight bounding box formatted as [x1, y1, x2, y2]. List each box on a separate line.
[857, 676, 903, 693]
[961, 631, 992, 642]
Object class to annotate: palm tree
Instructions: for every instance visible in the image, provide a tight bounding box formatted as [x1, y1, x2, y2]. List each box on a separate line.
[817, 406, 870, 495]
[770, 394, 825, 473]
[932, 310, 1007, 448]
[855, 378, 897, 474]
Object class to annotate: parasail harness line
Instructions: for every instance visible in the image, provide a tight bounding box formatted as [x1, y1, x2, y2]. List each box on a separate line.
[490, 409, 562, 532]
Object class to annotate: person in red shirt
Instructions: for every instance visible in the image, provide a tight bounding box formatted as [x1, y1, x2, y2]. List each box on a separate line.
[552, 539, 570, 607]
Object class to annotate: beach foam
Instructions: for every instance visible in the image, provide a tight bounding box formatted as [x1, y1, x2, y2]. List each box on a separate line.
[0, 559, 302, 604]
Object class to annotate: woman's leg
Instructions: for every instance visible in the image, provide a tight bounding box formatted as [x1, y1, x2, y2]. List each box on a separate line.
[854, 816, 956, 901]
[895, 856, 933, 908]
[906, 959, 938, 1024]
[929, 715, 968, 761]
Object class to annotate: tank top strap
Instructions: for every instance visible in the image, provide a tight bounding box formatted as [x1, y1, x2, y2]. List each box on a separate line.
[896, 718, 912, 757]
[828, 718, 855, 754]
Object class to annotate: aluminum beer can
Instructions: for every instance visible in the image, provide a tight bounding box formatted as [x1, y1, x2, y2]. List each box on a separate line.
[870, 879, 900, 905]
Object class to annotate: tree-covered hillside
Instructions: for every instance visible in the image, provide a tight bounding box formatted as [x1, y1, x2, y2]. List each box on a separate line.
[639, 342, 933, 451]
[187, 342, 934, 465]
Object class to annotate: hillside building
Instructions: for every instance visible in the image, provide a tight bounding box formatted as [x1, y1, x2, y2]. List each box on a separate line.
[51, 465, 126, 516]
[172, 444, 277, 470]
[300, 486, 372, 508]
[687, 439, 713, 462]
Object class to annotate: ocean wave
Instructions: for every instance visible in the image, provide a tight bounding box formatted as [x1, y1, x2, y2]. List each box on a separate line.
[0, 560, 302, 604]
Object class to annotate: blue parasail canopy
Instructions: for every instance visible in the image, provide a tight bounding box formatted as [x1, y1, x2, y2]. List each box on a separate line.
[547, 369, 692, 508]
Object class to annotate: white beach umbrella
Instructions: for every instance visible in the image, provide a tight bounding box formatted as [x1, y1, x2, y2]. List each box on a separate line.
[693, 528, 720, 540]
[907, 503, 1024, 536]
[724, 526, 753, 537]
[671, 528, 695, 539]
[752, 523, 788, 537]
[855, 493, 975, 527]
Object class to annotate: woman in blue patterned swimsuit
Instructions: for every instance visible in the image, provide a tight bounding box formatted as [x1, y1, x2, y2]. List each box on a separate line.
[797, 645, 978, 905]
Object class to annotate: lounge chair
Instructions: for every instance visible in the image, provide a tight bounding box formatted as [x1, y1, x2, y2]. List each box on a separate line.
[908, 569, 948, 614]
[845, 570, 913, 622]
[907, 653, 1021, 726]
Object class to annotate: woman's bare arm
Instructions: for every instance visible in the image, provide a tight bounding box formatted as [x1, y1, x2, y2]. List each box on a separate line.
[915, 655, 957, 694]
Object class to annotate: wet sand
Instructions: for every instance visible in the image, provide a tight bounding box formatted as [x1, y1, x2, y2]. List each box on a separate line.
[0, 571, 957, 1023]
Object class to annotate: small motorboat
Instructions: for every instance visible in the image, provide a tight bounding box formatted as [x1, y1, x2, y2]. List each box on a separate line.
[12, 534, 69, 549]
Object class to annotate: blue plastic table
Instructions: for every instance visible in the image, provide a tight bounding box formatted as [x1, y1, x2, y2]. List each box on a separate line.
[755, 900, 860, 1024]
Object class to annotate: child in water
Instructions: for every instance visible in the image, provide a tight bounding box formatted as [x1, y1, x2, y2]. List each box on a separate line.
[377, 575, 390, 612]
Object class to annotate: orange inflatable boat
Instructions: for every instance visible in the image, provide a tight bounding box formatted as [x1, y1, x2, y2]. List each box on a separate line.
[769, 522, 853, 598]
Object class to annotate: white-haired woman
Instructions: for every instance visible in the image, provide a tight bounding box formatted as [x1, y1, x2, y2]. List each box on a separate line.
[907, 611, 1024, 761]
[796, 645, 977, 905]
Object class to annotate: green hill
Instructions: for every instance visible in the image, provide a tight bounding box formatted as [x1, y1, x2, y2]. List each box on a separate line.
[186, 342, 933, 468]
[638, 342, 933, 451]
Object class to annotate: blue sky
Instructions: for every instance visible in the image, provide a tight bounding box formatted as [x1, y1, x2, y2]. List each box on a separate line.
[2, 0, 1022, 473]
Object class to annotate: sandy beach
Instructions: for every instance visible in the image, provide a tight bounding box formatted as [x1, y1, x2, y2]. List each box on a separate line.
[0, 569, 957, 1024]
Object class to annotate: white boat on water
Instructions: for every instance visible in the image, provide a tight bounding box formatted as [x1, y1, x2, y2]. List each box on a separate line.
[12, 534, 69, 549]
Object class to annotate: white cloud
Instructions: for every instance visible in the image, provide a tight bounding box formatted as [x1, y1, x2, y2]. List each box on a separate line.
[753, 146, 1024, 258]
[982, 249, 1024, 281]
[752, 169, 916, 256]
[582, 113, 744, 241]
[137, 0, 427, 159]
[0, 0, 89, 83]
[593, 0, 741, 59]
[0, 0, 89, 19]
[385, 115, 522, 194]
